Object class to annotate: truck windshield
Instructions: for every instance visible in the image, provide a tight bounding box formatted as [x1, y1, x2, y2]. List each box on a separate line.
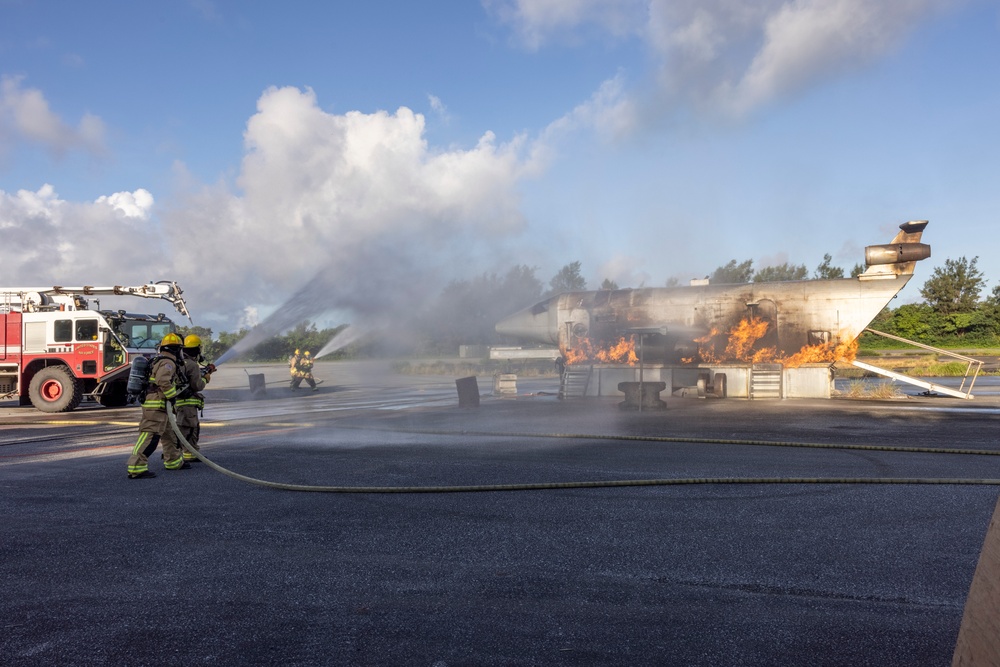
[121, 320, 176, 349]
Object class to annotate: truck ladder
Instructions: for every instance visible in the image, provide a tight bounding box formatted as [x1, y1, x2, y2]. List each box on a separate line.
[850, 328, 983, 400]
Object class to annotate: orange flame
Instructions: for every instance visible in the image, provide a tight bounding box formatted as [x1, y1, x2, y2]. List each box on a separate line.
[781, 337, 857, 367]
[697, 317, 857, 366]
[564, 336, 639, 366]
[566, 319, 858, 368]
[723, 317, 774, 363]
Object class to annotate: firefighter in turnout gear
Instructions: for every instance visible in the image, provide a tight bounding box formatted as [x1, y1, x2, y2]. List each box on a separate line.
[290, 350, 318, 391]
[125, 333, 190, 478]
[176, 334, 214, 462]
[288, 349, 301, 388]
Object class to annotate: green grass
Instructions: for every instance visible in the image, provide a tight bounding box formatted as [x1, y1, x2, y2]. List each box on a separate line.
[837, 352, 996, 377]
[918, 361, 972, 376]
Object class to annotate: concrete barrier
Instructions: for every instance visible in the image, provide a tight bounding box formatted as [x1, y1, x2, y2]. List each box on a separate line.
[493, 373, 517, 396]
[618, 381, 667, 411]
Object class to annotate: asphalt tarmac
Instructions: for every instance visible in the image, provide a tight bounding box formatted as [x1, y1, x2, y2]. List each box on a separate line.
[2, 362, 999, 666]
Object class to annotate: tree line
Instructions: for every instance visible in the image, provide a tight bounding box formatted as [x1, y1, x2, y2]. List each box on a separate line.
[182, 255, 1000, 362]
[867, 257, 1000, 347]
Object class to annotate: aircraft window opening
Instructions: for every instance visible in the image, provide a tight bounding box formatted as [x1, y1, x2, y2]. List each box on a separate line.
[809, 330, 831, 345]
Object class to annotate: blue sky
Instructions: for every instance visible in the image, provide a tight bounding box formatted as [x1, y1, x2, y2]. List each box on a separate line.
[2, 0, 998, 333]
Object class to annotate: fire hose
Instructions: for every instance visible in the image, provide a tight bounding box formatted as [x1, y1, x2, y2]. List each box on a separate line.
[167, 409, 1000, 494]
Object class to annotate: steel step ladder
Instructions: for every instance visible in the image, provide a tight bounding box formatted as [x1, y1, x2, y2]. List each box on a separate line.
[850, 329, 982, 399]
[560, 366, 592, 399]
[750, 363, 783, 399]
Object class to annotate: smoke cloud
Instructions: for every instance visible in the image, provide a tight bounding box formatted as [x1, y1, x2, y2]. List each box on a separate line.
[1, 84, 539, 338]
[166, 86, 537, 341]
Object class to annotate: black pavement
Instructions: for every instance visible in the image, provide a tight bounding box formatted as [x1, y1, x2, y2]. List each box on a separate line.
[2, 363, 999, 666]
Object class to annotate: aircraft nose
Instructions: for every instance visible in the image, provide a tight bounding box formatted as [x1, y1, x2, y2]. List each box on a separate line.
[495, 298, 558, 344]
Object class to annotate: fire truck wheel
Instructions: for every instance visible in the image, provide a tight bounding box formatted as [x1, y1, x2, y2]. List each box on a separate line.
[29, 366, 83, 413]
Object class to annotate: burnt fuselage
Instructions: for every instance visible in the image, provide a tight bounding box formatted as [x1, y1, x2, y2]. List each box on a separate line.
[497, 276, 910, 363]
[496, 220, 930, 364]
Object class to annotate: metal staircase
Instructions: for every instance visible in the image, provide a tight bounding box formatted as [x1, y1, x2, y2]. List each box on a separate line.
[560, 366, 592, 399]
[750, 363, 783, 399]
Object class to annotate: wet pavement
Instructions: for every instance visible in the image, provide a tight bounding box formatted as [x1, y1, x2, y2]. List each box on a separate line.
[2, 361, 999, 666]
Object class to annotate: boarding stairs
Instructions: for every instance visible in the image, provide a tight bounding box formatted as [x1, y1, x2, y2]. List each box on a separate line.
[750, 363, 783, 399]
[560, 366, 592, 399]
[850, 329, 983, 400]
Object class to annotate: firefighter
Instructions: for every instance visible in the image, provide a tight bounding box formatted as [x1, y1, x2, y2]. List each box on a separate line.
[288, 349, 301, 389]
[290, 350, 318, 391]
[176, 334, 214, 462]
[125, 333, 190, 479]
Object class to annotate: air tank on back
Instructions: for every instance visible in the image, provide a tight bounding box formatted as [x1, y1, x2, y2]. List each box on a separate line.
[125, 355, 150, 402]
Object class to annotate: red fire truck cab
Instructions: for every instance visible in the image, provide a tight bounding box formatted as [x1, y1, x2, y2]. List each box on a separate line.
[0, 283, 190, 412]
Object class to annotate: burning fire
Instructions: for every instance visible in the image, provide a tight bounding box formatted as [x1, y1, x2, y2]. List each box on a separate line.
[781, 338, 858, 367]
[565, 336, 638, 366]
[694, 317, 857, 367]
[564, 318, 857, 368]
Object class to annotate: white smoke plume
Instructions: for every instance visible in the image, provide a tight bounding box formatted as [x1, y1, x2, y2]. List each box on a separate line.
[0, 82, 539, 343]
[597, 253, 652, 289]
[165, 86, 537, 348]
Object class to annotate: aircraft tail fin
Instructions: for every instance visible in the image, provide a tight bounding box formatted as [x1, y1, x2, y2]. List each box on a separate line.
[860, 220, 931, 279]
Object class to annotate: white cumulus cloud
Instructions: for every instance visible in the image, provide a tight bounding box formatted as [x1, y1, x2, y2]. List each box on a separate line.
[162, 85, 536, 331]
[95, 189, 155, 219]
[490, 0, 958, 118]
[0, 184, 166, 285]
[0, 75, 106, 156]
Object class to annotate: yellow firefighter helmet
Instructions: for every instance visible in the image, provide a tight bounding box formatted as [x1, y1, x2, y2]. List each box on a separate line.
[183, 334, 202, 349]
[304, 351, 311, 356]
[160, 333, 183, 348]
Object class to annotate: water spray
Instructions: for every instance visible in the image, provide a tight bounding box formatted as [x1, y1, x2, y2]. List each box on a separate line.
[213, 268, 360, 366]
[315, 325, 365, 359]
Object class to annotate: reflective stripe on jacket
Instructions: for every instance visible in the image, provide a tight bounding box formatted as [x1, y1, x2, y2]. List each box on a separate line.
[142, 352, 182, 410]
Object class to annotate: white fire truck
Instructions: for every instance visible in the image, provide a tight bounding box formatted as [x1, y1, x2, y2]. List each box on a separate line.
[0, 282, 191, 412]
